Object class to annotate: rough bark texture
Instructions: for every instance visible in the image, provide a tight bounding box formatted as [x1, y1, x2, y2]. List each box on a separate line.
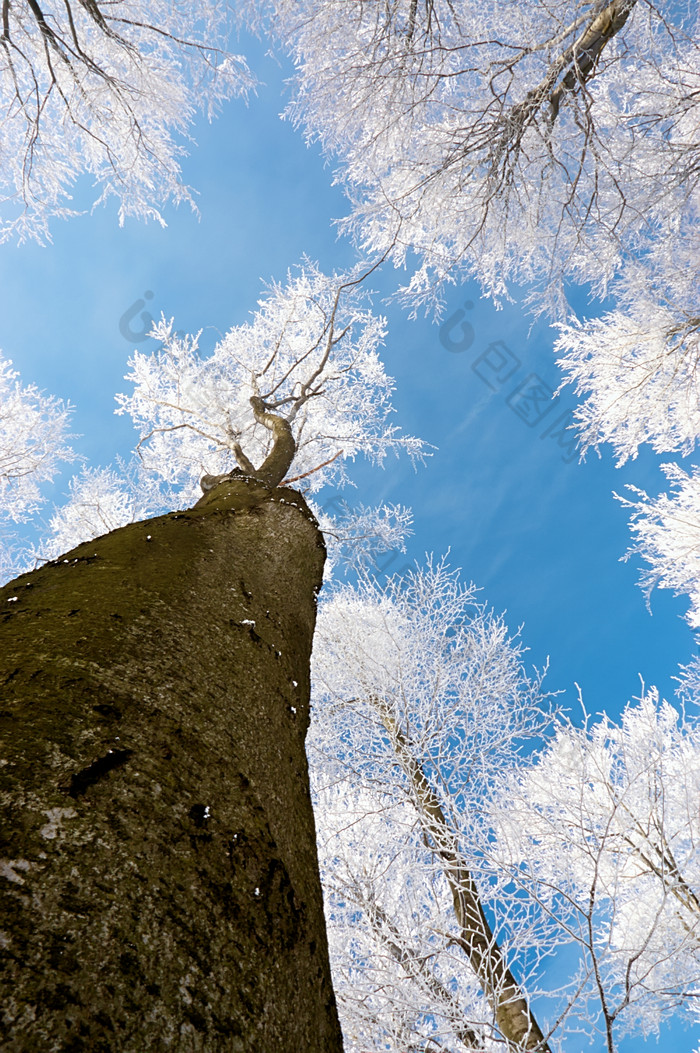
[0, 477, 343, 1053]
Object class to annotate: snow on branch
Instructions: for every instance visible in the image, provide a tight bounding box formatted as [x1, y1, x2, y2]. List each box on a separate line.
[309, 557, 554, 1050]
[243, 0, 700, 316]
[312, 500, 413, 579]
[490, 688, 700, 1041]
[0, 353, 74, 522]
[32, 458, 178, 566]
[0, 0, 253, 243]
[556, 247, 700, 463]
[116, 259, 427, 495]
[616, 462, 700, 628]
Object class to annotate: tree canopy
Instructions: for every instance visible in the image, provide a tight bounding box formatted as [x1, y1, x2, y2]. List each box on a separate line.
[244, 1, 698, 312]
[0, 0, 251, 242]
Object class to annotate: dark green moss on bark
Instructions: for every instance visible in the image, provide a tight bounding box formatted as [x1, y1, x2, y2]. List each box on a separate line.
[0, 477, 343, 1052]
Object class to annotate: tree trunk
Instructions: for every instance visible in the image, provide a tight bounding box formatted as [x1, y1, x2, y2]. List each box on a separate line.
[0, 477, 343, 1052]
[379, 704, 549, 1051]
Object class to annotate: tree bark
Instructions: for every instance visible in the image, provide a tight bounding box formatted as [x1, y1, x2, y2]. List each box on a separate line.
[0, 477, 343, 1052]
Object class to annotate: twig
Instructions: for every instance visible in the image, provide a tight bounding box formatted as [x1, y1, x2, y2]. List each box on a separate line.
[282, 449, 344, 485]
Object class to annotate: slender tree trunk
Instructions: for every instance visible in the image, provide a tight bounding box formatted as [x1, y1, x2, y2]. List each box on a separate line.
[0, 477, 343, 1052]
[380, 704, 549, 1051]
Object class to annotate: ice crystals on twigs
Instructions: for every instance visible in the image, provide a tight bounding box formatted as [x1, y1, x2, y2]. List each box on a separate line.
[116, 259, 427, 495]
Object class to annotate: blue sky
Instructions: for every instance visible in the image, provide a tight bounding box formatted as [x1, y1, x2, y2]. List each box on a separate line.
[0, 29, 696, 1053]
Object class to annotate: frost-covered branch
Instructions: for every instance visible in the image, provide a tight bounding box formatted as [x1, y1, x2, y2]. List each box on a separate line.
[312, 500, 413, 579]
[556, 247, 700, 463]
[309, 558, 555, 1050]
[238, 2, 700, 466]
[616, 463, 700, 627]
[378, 696, 550, 1051]
[0, 261, 423, 585]
[243, 0, 698, 315]
[117, 260, 427, 496]
[490, 688, 700, 1044]
[31, 458, 178, 566]
[0, 352, 74, 522]
[0, 0, 252, 242]
[309, 557, 700, 1049]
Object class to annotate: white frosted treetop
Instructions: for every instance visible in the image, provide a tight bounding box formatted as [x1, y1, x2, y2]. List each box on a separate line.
[117, 261, 426, 497]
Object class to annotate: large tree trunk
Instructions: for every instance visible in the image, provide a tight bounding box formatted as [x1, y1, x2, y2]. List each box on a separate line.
[0, 477, 343, 1052]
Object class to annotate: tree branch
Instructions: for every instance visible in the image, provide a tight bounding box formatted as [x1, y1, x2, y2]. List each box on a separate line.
[549, 0, 636, 122]
[249, 395, 297, 488]
[378, 700, 550, 1051]
[363, 893, 484, 1050]
[282, 449, 343, 486]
